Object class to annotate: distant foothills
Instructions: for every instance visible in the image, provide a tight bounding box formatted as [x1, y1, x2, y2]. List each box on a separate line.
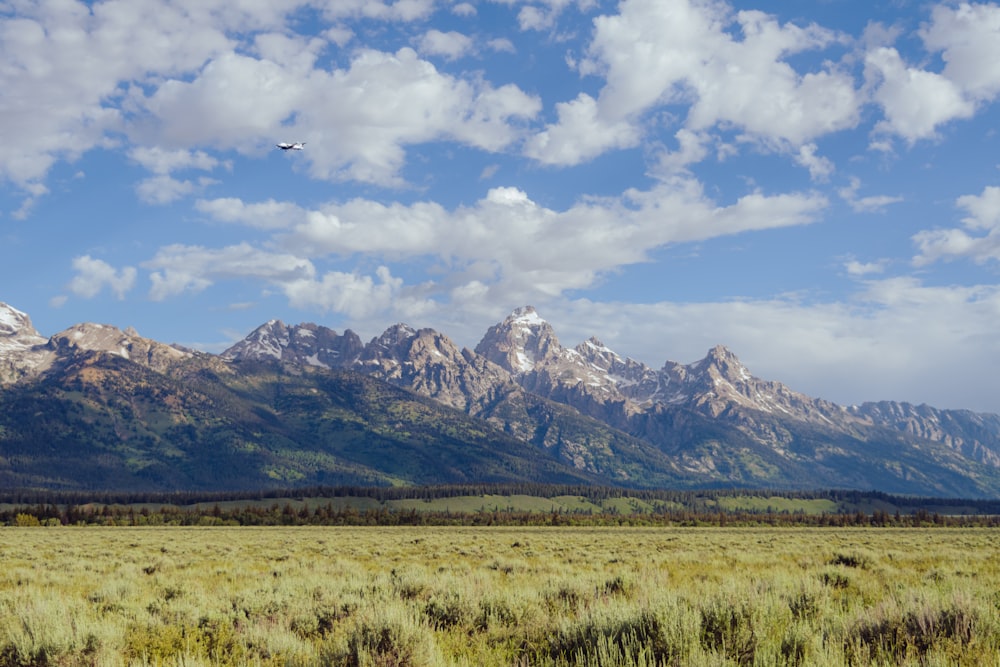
[2, 301, 1000, 498]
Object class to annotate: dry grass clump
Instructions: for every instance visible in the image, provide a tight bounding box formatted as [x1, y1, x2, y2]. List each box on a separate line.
[0, 527, 999, 665]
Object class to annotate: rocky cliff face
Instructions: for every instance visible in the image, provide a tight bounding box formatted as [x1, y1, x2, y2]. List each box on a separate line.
[221, 320, 364, 369]
[357, 324, 519, 413]
[0, 303, 49, 384]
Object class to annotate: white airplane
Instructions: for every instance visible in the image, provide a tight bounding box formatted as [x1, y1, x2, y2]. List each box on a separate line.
[276, 142, 305, 150]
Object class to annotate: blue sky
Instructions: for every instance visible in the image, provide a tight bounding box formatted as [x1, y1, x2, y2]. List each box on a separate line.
[2, 0, 1000, 413]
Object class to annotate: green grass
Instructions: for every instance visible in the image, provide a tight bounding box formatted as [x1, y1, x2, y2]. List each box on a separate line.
[713, 495, 841, 514]
[1, 527, 999, 665]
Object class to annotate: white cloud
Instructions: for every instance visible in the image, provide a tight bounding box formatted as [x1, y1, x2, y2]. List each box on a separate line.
[647, 129, 712, 179]
[844, 259, 887, 277]
[862, 3, 1000, 145]
[529, 0, 860, 167]
[135, 175, 199, 204]
[912, 184, 1000, 266]
[317, 0, 436, 22]
[138, 51, 304, 148]
[417, 29, 474, 60]
[264, 179, 825, 299]
[195, 197, 307, 229]
[0, 0, 235, 193]
[487, 37, 516, 53]
[129, 147, 223, 175]
[838, 176, 902, 213]
[794, 143, 834, 182]
[920, 3, 1000, 103]
[866, 46, 974, 142]
[185, 176, 823, 322]
[68, 255, 137, 300]
[135, 42, 541, 185]
[282, 266, 418, 319]
[523, 93, 641, 165]
[272, 47, 540, 185]
[143, 243, 314, 300]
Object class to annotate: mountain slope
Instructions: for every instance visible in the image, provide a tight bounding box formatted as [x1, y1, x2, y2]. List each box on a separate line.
[0, 351, 599, 491]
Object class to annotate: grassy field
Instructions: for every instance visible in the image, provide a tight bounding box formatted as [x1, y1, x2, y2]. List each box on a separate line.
[1, 527, 998, 666]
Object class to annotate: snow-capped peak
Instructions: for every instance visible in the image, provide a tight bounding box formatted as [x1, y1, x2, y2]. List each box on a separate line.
[0, 302, 40, 338]
[509, 305, 546, 327]
[475, 306, 563, 375]
[375, 323, 417, 347]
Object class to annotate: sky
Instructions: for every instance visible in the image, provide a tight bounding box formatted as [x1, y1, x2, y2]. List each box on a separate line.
[1, 0, 1000, 413]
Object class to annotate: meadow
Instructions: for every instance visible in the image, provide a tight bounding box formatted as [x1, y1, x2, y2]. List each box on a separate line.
[1, 526, 998, 666]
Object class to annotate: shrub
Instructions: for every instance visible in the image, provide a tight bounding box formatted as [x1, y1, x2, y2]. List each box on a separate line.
[422, 592, 471, 630]
[830, 552, 871, 569]
[335, 608, 441, 667]
[546, 608, 683, 665]
[846, 593, 980, 664]
[699, 594, 759, 666]
[475, 595, 519, 631]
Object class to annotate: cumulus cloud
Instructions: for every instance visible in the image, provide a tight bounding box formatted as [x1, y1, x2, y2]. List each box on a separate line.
[283, 47, 539, 185]
[523, 93, 642, 165]
[528, 0, 859, 165]
[0, 0, 541, 197]
[195, 198, 307, 229]
[129, 147, 224, 175]
[317, 0, 436, 22]
[143, 243, 314, 300]
[913, 185, 1000, 266]
[282, 266, 416, 318]
[188, 179, 825, 306]
[844, 259, 888, 277]
[416, 29, 475, 60]
[920, 3, 1000, 103]
[68, 256, 137, 300]
[866, 47, 974, 142]
[794, 144, 834, 182]
[0, 0, 234, 192]
[135, 175, 202, 204]
[866, 3, 1000, 144]
[487, 37, 516, 53]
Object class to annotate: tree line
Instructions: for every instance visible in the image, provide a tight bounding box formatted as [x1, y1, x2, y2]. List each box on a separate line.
[2, 483, 999, 512]
[4, 494, 1000, 528]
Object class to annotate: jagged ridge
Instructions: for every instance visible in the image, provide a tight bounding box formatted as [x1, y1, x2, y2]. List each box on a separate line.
[3, 301, 1000, 495]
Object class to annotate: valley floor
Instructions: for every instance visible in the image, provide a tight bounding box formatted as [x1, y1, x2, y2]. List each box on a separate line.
[1, 526, 998, 665]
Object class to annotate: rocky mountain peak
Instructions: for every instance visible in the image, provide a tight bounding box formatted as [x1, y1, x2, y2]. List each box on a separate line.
[359, 325, 516, 412]
[376, 323, 417, 346]
[0, 303, 50, 384]
[0, 303, 42, 339]
[222, 321, 363, 368]
[475, 306, 563, 374]
[575, 337, 623, 371]
[697, 345, 752, 384]
[47, 322, 191, 373]
[223, 320, 291, 361]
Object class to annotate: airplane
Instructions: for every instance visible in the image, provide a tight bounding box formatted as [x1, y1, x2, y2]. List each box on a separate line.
[276, 142, 305, 150]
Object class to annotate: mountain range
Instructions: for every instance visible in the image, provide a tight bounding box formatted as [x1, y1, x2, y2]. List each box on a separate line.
[2, 301, 999, 497]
